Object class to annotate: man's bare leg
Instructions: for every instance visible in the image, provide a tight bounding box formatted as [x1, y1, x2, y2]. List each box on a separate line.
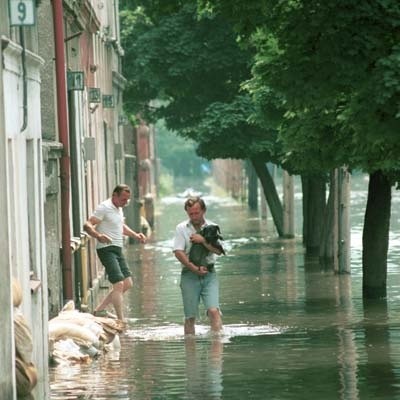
[184, 317, 196, 335]
[122, 276, 133, 293]
[109, 281, 125, 320]
[94, 291, 113, 313]
[95, 277, 133, 320]
[208, 308, 222, 333]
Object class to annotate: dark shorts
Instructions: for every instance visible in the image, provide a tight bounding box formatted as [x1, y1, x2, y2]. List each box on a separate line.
[96, 245, 131, 284]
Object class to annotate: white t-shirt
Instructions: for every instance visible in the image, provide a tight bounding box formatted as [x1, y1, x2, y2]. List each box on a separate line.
[92, 198, 125, 249]
[173, 218, 217, 266]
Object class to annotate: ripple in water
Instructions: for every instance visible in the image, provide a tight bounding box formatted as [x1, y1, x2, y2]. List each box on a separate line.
[124, 323, 285, 343]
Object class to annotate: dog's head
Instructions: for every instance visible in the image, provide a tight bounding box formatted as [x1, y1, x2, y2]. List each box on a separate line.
[200, 224, 226, 255]
[201, 224, 223, 242]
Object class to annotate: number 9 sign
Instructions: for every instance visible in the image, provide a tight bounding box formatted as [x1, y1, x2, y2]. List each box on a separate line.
[9, 0, 35, 26]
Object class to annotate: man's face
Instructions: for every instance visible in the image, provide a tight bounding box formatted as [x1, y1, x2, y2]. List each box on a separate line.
[112, 191, 131, 208]
[186, 202, 205, 225]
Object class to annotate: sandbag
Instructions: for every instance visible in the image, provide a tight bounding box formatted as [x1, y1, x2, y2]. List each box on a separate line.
[51, 339, 91, 364]
[48, 320, 100, 348]
[12, 278, 23, 307]
[15, 354, 38, 397]
[12, 278, 38, 396]
[14, 313, 33, 363]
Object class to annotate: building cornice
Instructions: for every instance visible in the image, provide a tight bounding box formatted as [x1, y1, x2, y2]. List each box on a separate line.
[63, 0, 100, 33]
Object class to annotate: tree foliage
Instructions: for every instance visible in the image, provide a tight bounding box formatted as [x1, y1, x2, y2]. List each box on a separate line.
[120, 1, 283, 163]
[121, 3, 250, 126]
[199, 0, 400, 178]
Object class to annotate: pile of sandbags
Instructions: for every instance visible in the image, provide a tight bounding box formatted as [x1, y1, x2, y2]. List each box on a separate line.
[49, 301, 124, 365]
[13, 278, 38, 397]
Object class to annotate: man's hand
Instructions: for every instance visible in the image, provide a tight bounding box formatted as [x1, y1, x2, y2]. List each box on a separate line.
[135, 232, 147, 243]
[97, 233, 112, 244]
[197, 265, 209, 276]
[190, 233, 205, 244]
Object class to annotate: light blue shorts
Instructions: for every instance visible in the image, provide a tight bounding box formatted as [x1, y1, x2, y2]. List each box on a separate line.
[180, 270, 220, 319]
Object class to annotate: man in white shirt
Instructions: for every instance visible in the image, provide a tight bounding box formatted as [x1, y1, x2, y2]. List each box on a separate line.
[84, 184, 146, 321]
[173, 196, 224, 335]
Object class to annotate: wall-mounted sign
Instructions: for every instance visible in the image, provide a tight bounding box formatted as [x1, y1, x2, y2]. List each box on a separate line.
[102, 95, 114, 108]
[9, 0, 35, 26]
[88, 88, 101, 103]
[67, 71, 84, 91]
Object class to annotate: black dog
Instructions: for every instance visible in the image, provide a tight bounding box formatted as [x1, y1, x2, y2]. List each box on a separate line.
[189, 224, 225, 267]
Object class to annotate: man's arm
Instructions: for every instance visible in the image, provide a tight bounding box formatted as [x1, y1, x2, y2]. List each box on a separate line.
[123, 224, 146, 243]
[83, 216, 112, 244]
[174, 250, 207, 275]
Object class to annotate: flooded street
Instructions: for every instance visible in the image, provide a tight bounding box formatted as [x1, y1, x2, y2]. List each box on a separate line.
[50, 177, 400, 400]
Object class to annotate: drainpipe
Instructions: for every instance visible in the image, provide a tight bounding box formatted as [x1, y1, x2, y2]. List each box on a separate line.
[52, 0, 73, 301]
[19, 27, 28, 132]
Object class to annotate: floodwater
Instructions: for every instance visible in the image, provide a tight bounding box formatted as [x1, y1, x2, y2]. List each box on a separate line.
[49, 176, 400, 400]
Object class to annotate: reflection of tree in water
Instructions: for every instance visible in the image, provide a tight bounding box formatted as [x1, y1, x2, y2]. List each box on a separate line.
[184, 337, 223, 399]
[359, 299, 398, 399]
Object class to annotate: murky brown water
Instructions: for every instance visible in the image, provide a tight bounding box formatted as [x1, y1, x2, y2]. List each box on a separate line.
[49, 176, 400, 400]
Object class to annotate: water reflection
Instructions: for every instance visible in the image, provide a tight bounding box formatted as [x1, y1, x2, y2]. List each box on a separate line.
[360, 299, 398, 400]
[337, 327, 359, 400]
[184, 337, 223, 399]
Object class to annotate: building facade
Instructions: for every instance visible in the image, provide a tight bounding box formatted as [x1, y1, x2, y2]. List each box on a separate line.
[0, 0, 48, 397]
[0, 0, 144, 397]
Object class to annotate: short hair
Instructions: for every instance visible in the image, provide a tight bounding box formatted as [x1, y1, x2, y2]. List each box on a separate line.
[112, 184, 131, 196]
[184, 196, 206, 211]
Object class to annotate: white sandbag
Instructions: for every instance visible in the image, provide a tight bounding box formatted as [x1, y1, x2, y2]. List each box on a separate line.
[57, 310, 95, 321]
[52, 313, 103, 337]
[104, 334, 121, 352]
[48, 320, 100, 348]
[52, 339, 91, 363]
[62, 300, 76, 312]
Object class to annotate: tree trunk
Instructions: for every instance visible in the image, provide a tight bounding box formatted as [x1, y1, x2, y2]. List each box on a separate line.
[337, 167, 351, 274]
[362, 170, 391, 299]
[246, 160, 258, 211]
[319, 170, 337, 268]
[283, 171, 295, 238]
[318, 167, 351, 272]
[301, 174, 326, 256]
[251, 157, 284, 237]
